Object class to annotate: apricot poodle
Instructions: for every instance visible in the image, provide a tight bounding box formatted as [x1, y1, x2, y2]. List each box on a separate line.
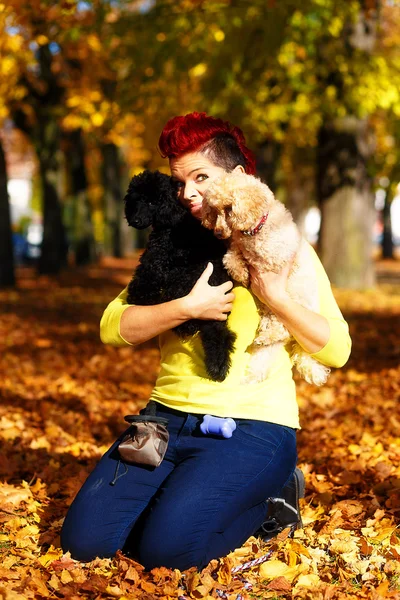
[202, 171, 330, 386]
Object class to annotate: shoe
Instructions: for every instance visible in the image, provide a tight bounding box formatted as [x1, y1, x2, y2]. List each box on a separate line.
[257, 467, 305, 542]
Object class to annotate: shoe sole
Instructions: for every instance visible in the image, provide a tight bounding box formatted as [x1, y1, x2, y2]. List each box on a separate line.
[258, 467, 306, 541]
[293, 467, 305, 530]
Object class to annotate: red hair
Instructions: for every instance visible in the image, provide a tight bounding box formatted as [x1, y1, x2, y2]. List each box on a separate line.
[158, 111, 256, 175]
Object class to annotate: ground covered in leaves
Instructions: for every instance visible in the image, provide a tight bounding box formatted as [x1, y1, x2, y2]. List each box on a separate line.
[0, 257, 400, 600]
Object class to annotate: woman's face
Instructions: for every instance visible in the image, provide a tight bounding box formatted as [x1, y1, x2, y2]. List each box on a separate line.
[170, 152, 244, 220]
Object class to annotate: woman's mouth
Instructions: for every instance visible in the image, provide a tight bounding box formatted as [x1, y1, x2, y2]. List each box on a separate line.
[190, 203, 203, 216]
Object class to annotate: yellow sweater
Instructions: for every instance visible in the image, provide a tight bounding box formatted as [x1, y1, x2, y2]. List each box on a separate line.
[100, 244, 351, 428]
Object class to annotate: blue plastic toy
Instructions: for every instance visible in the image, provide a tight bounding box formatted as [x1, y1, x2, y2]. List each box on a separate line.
[200, 415, 237, 438]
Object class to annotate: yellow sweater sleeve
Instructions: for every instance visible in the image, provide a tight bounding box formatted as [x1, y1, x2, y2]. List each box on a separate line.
[100, 246, 351, 369]
[308, 245, 352, 368]
[99, 287, 134, 347]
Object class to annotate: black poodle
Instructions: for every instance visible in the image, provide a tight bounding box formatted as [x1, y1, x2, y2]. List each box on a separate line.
[124, 169, 236, 382]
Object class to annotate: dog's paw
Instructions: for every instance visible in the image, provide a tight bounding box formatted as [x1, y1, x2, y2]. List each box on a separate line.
[223, 258, 249, 286]
[291, 344, 331, 386]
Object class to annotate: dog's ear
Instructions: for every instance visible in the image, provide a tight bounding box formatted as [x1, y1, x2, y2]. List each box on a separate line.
[201, 201, 217, 230]
[215, 212, 232, 239]
[124, 170, 157, 229]
[153, 175, 187, 227]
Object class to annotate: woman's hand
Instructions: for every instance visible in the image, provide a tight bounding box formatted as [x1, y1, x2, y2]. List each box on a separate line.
[249, 256, 295, 311]
[183, 263, 235, 320]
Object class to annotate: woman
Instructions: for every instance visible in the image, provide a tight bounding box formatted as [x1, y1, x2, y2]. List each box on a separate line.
[61, 112, 351, 570]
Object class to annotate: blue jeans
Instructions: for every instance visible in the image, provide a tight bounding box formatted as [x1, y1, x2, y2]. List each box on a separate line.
[61, 403, 297, 570]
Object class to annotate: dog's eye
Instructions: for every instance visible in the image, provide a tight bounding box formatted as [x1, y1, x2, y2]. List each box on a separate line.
[225, 206, 232, 214]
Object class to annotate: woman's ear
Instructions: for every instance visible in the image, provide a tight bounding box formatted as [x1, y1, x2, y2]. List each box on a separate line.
[233, 164, 245, 174]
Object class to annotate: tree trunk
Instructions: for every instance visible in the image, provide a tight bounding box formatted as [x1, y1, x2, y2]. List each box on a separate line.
[37, 122, 68, 275]
[284, 148, 315, 237]
[317, 117, 376, 289]
[255, 139, 281, 193]
[101, 142, 123, 257]
[382, 188, 394, 259]
[0, 138, 15, 287]
[286, 180, 311, 237]
[38, 161, 68, 275]
[11, 45, 68, 275]
[64, 129, 96, 265]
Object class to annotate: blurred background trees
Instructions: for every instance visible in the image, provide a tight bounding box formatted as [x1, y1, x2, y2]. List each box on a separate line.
[1, 0, 399, 288]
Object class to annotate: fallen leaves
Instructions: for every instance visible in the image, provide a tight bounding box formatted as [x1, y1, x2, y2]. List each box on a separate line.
[0, 260, 399, 599]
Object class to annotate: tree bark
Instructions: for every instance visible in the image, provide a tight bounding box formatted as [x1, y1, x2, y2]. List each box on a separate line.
[37, 121, 68, 275]
[0, 138, 15, 287]
[64, 129, 96, 265]
[317, 117, 376, 289]
[381, 188, 394, 259]
[284, 148, 315, 236]
[255, 139, 281, 193]
[101, 142, 123, 257]
[12, 44, 68, 275]
[286, 177, 312, 237]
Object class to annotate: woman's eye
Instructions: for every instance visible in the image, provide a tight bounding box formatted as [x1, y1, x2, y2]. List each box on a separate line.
[196, 174, 208, 182]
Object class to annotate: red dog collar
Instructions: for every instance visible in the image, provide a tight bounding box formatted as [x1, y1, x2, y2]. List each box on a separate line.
[242, 213, 269, 237]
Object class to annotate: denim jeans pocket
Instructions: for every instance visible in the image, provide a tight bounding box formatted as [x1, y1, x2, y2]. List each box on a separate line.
[234, 419, 296, 451]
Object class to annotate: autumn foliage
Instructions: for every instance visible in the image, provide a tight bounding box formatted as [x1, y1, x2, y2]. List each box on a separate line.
[0, 258, 400, 599]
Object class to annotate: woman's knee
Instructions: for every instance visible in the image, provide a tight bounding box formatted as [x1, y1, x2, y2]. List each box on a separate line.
[137, 530, 207, 571]
[61, 508, 121, 562]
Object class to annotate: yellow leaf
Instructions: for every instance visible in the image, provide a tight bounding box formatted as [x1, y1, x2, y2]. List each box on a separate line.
[30, 436, 51, 450]
[295, 573, 321, 587]
[217, 556, 233, 585]
[260, 560, 306, 583]
[0, 483, 32, 508]
[87, 34, 101, 51]
[30, 573, 50, 596]
[330, 539, 358, 555]
[91, 113, 105, 127]
[48, 574, 60, 590]
[38, 545, 63, 567]
[190, 63, 207, 78]
[139, 579, 156, 593]
[89, 91, 102, 102]
[376, 580, 389, 596]
[259, 560, 289, 580]
[106, 584, 124, 597]
[14, 524, 40, 539]
[290, 541, 311, 558]
[286, 550, 298, 568]
[125, 565, 139, 583]
[35, 338, 52, 348]
[0, 56, 15, 75]
[36, 35, 49, 46]
[66, 96, 81, 108]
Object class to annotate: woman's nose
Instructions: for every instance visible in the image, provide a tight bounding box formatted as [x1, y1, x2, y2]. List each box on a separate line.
[183, 183, 199, 201]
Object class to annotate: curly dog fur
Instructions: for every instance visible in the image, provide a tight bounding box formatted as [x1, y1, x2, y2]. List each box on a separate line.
[124, 169, 236, 382]
[202, 171, 330, 386]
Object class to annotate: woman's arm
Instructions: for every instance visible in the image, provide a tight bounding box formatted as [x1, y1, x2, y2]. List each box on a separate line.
[101, 263, 234, 347]
[249, 245, 351, 368]
[250, 262, 330, 353]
